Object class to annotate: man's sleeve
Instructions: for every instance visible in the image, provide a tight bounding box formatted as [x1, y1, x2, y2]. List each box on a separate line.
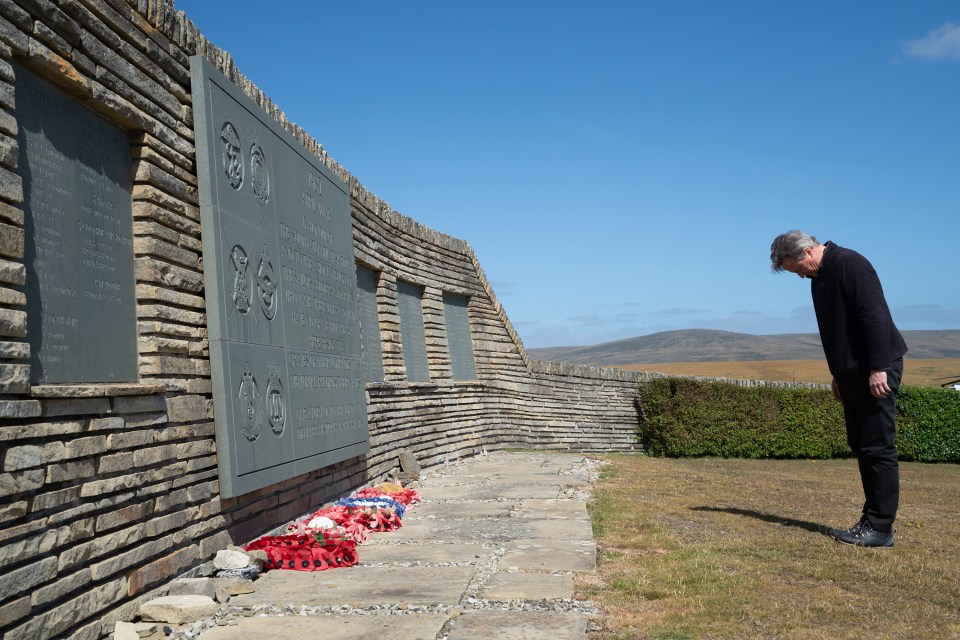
[844, 254, 893, 371]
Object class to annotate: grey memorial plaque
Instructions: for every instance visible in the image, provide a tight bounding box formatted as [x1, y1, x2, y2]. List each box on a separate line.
[14, 63, 138, 384]
[397, 281, 430, 382]
[356, 265, 384, 383]
[443, 293, 477, 381]
[190, 56, 369, 498]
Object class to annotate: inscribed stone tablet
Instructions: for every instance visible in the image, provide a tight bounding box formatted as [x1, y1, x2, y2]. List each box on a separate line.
[191, 57, 369, 498]
[14, 63, 137, 384]
[397, 281, 429, 382]
[443, 293, 476, 381]
[356, 265, 384, 382]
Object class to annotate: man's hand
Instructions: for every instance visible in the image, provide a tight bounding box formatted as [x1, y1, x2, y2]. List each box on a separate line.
[868, 370, 891, 398]
[831, 377, 841, 402]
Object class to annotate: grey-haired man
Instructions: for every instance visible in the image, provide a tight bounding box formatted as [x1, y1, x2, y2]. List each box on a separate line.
[770, 230, 907, 548]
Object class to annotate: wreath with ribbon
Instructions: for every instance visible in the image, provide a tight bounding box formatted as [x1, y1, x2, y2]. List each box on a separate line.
[243, 484, 422, 572]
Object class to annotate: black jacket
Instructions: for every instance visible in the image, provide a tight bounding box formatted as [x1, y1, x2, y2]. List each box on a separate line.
[811, 242, 907, 377]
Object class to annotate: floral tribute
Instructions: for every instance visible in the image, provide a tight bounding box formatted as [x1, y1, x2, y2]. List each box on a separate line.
[243, 483, 422, 572]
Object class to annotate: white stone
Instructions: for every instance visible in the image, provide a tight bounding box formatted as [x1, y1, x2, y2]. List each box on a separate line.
[213, 548, 250, 570]
[113, 621, 140, 640]
[167, 577, 216, 600]
[139, 594, 219, 624]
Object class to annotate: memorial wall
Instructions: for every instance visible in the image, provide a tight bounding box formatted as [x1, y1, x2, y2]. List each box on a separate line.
[0, 2, 641, 639]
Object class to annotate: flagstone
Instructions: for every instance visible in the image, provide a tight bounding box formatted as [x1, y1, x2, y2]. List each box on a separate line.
[229, 566, 474, 607]
[358, 541, 491, 565]
[500, 540, 597, 573]
[479, 572, 575, 600]
[199, 613, 448, 640]
[447, 610, 589, 640]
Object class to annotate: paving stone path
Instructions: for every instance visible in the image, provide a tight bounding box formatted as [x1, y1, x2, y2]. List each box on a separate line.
[196, 451, 603, 640]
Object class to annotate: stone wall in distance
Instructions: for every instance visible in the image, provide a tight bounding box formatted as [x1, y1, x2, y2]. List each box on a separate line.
[0, 2, 642, 639]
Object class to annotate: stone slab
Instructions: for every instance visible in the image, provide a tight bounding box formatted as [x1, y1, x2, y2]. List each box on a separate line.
[479, 572, 574, 600]
[424, 483, 562, 501]
[198, 613, 447, 640]
[358, 542, 490, 566]
[447, 610, 589, 640]
[524, 518, 595, 541]
[229, 566, 474, 607]
[501, 541, 597, 573]
[411, 500, 514, 519]
[388, 518, 535, 543]
[418, 483, 489, 500]
[513, 499, 590, 520]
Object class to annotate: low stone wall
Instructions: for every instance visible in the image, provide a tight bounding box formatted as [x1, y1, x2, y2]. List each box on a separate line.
[0, 2, 642, 639]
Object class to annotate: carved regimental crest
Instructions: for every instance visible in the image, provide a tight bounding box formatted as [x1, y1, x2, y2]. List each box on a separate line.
[230, 245, 252, 316]
[266, 361, 285, 436]
[238, 363, 261, 442]
[221, 122, 243, 189]
[250, 143, 269, 205]
[257, 246, 278, 321]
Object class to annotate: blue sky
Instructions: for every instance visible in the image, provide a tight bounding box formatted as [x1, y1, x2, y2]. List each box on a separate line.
[176, 1, 959, 349]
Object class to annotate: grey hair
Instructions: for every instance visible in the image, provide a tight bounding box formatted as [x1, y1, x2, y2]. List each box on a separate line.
[770, 230, 819, 273]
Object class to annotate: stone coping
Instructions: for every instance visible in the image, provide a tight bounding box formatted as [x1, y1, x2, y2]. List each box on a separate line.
[30, 383, 168, 398]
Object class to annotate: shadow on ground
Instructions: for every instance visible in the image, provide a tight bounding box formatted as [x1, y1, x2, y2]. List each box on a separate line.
[690, 506, 828, 535]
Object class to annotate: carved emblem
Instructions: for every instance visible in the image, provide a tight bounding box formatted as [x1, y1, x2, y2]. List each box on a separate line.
[266, 361, 285, 436]
[238, 363, 261, 442]
[257, 246, 278, 321]
[250, 142, 269, 204]
[221, 122, 243, 189]
[230, 245, 252, 315]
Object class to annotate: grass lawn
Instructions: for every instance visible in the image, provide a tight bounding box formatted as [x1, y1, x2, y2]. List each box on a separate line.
[579, 455, 960, 639]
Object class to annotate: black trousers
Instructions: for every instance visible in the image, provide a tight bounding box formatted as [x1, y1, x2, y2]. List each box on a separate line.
[835, 358, 903, 533]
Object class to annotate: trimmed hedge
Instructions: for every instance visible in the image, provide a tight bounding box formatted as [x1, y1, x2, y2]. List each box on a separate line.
[638, 377, 960, 462]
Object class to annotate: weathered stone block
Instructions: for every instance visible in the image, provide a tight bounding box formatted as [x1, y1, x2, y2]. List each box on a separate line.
[112, 394, 167, 414]
[0, 306, 26, 337]
[165, 394, 208, 423]
[40, 397, 111, 417]
[167, 577, 216, 600]
[30, 568, 91, 607]
[0, 556, 57, 602]
[128, 546, 202, 596]
[44, 459, 95, 483]
[0, 595, 31, 628]
[0, 221, 23, 258]
[0, 340, 29, 359]
[63, 436, 106, 459]
[4, 442, 65, 471]
[138, 594, 217, 624]
[0, 286, 26, 306]
[31, 486, 81, 513]
[0, 499, 27, 521]
[0, 469, 44, 496]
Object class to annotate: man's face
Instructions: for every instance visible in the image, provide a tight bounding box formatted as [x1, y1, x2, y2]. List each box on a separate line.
[781, 247, 819, 279]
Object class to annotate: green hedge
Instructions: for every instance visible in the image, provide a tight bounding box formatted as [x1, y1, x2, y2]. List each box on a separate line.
[638, 377, 960, 462]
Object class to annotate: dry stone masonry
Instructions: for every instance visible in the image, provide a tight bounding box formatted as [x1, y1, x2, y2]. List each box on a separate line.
[0, 1, 642, 639]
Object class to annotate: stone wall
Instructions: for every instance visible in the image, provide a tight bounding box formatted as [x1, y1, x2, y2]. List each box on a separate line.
[0, 2, 642, 638]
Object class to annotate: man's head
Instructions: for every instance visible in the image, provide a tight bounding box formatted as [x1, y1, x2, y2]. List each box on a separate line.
[770, 230, 823, 278]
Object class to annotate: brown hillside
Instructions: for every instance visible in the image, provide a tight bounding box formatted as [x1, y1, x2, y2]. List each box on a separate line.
[620, 358, 960, 388]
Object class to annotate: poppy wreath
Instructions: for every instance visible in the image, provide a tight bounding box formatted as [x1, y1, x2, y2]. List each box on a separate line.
[355, 486, 422, 507]
[245, 532, 358, 572]
[334, 496, 407, 518]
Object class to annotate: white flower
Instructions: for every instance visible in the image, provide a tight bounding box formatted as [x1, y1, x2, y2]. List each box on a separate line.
[307, 515, 336, 530]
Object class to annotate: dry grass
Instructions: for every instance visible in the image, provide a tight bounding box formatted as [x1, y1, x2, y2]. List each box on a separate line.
[580, 455, 960, 639]
[619, 358, 960, 388]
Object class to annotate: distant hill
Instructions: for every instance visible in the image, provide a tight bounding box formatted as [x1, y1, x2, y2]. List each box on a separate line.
[526, 329, 960, 365]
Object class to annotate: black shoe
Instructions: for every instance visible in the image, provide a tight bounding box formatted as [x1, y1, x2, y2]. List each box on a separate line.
[832, 519, 894, 548]
[827, 517, 867, 541]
